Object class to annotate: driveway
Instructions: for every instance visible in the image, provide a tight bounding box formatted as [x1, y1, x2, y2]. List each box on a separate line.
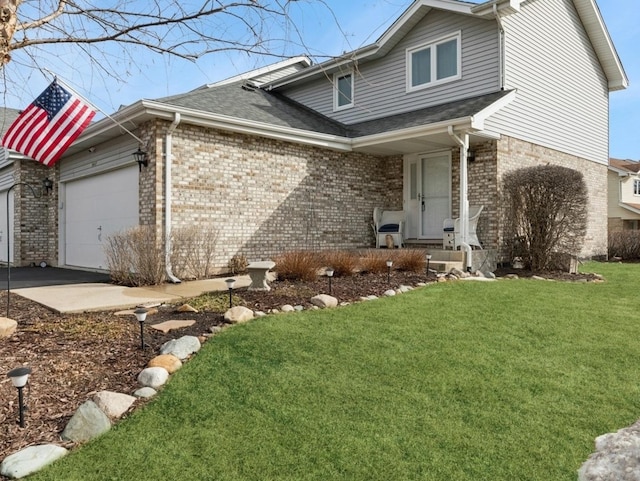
[0, 266, 111, 290]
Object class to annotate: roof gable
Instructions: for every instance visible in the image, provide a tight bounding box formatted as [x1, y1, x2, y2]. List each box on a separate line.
[266, 0, 626, 92]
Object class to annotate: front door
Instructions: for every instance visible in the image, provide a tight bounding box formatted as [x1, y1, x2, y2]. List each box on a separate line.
[405, 152, 451, 239]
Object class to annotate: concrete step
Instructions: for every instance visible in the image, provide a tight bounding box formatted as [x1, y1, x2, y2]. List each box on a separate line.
[429, 260, 464, 273]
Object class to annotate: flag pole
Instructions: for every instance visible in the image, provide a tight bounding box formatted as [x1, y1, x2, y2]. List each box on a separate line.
[43, 70, 145, 145]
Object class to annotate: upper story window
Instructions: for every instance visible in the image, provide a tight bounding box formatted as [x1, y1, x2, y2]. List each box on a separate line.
[334, 71, 354, 110]
[634, 179, 640, 195]
[407, 32, 461, 92]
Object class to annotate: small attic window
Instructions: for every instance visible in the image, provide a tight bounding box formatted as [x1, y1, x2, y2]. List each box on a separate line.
[333, 71, 354, 111]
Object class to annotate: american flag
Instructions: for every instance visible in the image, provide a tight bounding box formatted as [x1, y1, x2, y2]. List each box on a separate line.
[2, 80, 96, 166]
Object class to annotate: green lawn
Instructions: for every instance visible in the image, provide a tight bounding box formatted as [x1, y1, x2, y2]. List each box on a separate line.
[30, 262, 640, 480]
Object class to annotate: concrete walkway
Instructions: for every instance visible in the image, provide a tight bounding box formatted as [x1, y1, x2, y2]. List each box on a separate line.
[13, 275, 252, 314]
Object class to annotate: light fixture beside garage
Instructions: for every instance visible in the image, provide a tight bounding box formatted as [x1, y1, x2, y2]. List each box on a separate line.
[133, 147, 148, 171]
[42, 177, 53, 195]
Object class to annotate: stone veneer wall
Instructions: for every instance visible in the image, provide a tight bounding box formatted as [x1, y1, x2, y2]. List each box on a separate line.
[12, 160, 58, 266]
[496, 136, 608, 259]
[141, 121, 403, 270]
[449, 136, 608, 260]
[450, 140, 500, 251]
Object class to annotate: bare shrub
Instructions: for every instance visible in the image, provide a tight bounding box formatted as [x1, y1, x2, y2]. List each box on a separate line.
[358, 250, 390, 274]
[274, 251, 323, 282]
[104, 226, 164, 286]
[322, 250, 358, 277]
[170, 225, 219, 280]
[503, 165, 587, 271]
[608, 231, 640, 259]
[394, 249, 427, 273]
[228, 254, 249, 275]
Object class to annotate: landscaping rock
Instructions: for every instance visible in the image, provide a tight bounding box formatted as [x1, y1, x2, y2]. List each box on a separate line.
[176, 304, 198, 313]
[0, 444, 68, 479]
[150, 320, 196, 333]
[383, 290, 396, 297]
[254, 311, 267, 318]
[133, 387, 157, 399]
[0, 317, 17, 338]
[160, 335, 201, 359]
[281, 304, 295, 312]
[61, 400, 111, 443]
[224, 306, 254, 323]
[148, 354, 183, 374]
[578, 421, 640, 480]
[294, 305, 305, 312]
[310, 294, 338, 308]
[138, 367, 169, 389]
[93, 391, 136, 419]
[209, 325, 224, 334]
[398, 285, 413, 293]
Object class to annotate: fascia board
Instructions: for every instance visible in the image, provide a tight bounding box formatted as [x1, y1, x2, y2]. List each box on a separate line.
[471, 0, 521, 17]
[85, 100, 354, 152]
[573, 0, 628, 91]
[619, 203, 640, 216]
[470, 89, 517, 128]
[352, 117, 476, 149]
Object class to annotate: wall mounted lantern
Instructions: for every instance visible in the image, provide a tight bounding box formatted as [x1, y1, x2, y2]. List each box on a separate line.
[42, 178, 53, 195]
[467, 149, 476, 162]
[133, 148, 148, 171]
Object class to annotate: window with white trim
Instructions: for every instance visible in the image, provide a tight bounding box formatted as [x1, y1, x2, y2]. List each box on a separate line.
[334, 72, 354, 110]
[634, 179, 640, 195]
[407, 32, 461, 91]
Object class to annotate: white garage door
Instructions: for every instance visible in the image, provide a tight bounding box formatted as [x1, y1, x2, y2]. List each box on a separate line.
[64, 166, 139, 270]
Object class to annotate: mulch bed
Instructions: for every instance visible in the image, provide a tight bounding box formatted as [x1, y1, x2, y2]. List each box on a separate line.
[0, 268, 598, 471]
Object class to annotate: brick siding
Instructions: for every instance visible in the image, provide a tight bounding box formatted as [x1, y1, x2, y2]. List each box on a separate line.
[141, 121, 403, 270]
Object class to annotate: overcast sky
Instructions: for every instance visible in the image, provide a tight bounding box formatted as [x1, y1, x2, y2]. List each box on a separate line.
[1, 0, 636, 159]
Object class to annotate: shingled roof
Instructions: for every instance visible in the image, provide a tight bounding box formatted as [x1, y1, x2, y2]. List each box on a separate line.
[155, 82, 513, 141]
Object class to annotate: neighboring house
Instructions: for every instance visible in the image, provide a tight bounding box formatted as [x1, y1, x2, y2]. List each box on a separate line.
[0, 0, 628, 274]
[608, 158, 640, 232]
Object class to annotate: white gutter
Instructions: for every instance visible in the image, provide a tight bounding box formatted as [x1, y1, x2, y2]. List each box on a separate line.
[164, 113, 182, 283]
[448, 126, 472, 271]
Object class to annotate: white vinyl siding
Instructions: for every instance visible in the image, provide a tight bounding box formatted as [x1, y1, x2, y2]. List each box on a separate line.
[280, 9, 499, 125]
[407, 32, 461, 91]
[485, 0, 609, 164]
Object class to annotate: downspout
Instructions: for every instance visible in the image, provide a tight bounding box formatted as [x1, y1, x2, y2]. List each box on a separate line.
[494, 4, 505, 90]
[448, 126, 472, 272]
[164, 113, 181, 283]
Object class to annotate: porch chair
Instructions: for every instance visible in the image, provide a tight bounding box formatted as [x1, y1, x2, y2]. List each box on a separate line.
[443, 205, 484, 250]
[373, 207, 405, 248]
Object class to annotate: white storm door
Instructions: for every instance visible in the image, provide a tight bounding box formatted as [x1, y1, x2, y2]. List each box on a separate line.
[64, 166, 139, 269]
[419, 153, 451, 238]
[0, 189, 14, 264]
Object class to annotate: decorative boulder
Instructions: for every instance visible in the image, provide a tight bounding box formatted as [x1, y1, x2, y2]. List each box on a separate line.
[148, 354, 183, 374]
[310, 294, 338, 308]
[224, 306, 254, 324]
[159, 335, 201, 360]
[137, 367, 169, 389]
[61, 401, 111, 443]
[0, 444, 68, 479]
[133, 387, 157, 399]
[92, 391, 136, 419]
[0, 317, 17, 338]
[578, 421, 640, 481]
